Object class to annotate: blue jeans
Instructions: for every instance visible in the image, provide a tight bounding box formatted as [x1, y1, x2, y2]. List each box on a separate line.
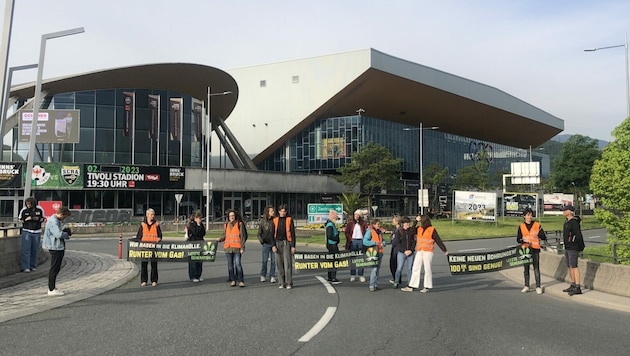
[188, 259, 203, 280]
[21, 231, 40, 271]
[394, 251, 414, 285]
[350, 239, 364, 276]
[369, 252, 383, 288]
[260, 243, 276, 277]
[226, 252, 244, 282]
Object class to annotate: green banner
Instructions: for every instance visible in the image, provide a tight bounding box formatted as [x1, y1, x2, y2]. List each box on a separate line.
[26, 162, 83, 189]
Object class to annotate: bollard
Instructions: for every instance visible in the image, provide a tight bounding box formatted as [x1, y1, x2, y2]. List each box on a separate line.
[118, 233, 123, 259]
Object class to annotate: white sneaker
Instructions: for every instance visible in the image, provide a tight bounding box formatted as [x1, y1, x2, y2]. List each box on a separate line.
[536, 287, 543, 295]
[23, 269, 31, 273]
[198, 278, 204, 282]
[260, 276, 266, 282]
[270, 277, 277, 283]
[401, 286, 414, 292]
[521, 286, 529, 293]
[31, 267, 37, 271]
[350, 276, 356, 282]
[192, 278, 200, 283]
[286, 285, 293, 290]
[47, 289, 64, 296]
[359, 276, 366, 283]
[419, 288, 430, 293]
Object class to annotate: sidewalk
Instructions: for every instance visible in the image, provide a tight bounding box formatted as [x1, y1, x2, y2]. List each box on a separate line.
[499, 267, 630, 314]
[0, 250, 137, 323]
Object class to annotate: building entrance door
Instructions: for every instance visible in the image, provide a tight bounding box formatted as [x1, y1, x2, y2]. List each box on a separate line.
[223, 197, 242, 218]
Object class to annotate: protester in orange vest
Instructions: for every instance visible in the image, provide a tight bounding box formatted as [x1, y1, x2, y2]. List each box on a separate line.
[516, 207, 547, 294]
[401, 215, 448, 293]
[272, 204, 296, 289]
[217, 209, 247, 287]
[362, 219, 386, 292]
[136, 208, 162, 287]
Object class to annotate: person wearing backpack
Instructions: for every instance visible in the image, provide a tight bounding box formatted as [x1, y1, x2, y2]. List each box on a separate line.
[325, 210, 342, 285]
[363, 219, 386, 292]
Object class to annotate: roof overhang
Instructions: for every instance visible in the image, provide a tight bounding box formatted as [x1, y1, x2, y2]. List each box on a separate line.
[9, 63, 239, 120]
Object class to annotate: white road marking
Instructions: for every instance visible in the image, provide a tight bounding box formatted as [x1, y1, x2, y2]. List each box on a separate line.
[588, 236, 600, 239]
[315, 275, 336, 294]
[298, 306, 337, 342]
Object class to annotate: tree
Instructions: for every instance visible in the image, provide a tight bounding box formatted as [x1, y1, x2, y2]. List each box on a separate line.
[590, 117, 630, 264]
[423, 162, 448, 210]
[337, 192, 367, 219]
[335, 142, 403, 206]
[551, 135, 600, 193]
[452, 161, 490, 191]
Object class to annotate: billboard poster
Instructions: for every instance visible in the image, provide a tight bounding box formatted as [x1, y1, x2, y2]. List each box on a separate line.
[543, 193, 574, 215]
[122, 92, 134, 137]
[192, 99, 203, 142]
[39, 201, 63, 218]
[453, 190, 496, 222]
[84, 164, 185, 189]
[0, 163, 22, 188]
[25, 163, 83, 190]
[148, 94, 160, 140]
[19, 110, 80, 143]
[321, 137, 345, 158]
[169, 98, 183, 141]
[503, 192, 538, 217]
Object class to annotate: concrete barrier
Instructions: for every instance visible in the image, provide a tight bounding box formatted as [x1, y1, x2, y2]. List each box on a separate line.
[540, 250, 630, 298]
[0, 235, 48, 278]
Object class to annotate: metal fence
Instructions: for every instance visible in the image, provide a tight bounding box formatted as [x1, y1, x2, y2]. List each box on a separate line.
[547, 230, 630, 265]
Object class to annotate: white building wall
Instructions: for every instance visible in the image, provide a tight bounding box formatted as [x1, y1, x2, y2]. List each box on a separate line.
[219, 49, 372, 166]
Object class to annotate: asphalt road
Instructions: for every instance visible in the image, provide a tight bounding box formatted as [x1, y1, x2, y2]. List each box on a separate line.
[1, 231, 628, 355]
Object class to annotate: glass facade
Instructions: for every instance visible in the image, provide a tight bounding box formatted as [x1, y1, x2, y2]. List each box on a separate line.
[259, 114, 545, 216]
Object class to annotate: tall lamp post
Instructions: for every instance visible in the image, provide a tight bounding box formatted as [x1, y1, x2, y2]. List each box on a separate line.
[584, 33, 630, 117]
[205, 88, 232, 230]
[24, 27, 84, 200]
[403, 123, 439, 215]
[0, 63, 38, 159]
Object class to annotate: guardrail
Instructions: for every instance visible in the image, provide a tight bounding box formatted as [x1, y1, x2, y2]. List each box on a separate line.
[547, 229, 630, 265]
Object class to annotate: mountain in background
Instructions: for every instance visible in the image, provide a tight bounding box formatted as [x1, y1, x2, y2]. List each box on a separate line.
[552, 134, 608, 150]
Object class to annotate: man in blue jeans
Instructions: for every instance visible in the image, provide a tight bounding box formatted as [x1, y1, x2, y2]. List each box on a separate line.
[257, 206, 277, 283]
[19, 197, 46, 273]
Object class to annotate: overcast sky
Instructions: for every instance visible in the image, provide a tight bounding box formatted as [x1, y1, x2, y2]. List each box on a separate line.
[2, 0, 629, 142]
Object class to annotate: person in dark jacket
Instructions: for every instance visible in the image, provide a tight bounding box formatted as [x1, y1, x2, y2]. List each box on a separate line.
[516, 207, 547, 294]
[18, 197, 46, 273]
[344, 210, 368, 282]
[186, 211, 206, 282]
[562, 205, 585, 296]
[389, 215, 401, 285]
[272, 204, 296, 289]
[393, 216, 415, 289]
[325, 209, 342, 284]
[257, 206, 277, 283]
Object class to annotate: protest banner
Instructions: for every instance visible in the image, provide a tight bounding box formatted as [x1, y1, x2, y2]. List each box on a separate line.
[294, 248, 379, 271]
[447, 246, 533, 275]
[128, 240, 218, 262]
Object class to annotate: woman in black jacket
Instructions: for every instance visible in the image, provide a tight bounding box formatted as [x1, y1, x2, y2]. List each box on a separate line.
[186, 211, 206, 282]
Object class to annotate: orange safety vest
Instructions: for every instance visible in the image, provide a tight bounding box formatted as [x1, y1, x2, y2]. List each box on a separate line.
[141, 222, 160, 243]
[520, 222, 541, 249]
[273, 216, 293, 242]
[416, 226, 436, 252]
[368, 227, 384, 253]
[224, 222, 242, 249]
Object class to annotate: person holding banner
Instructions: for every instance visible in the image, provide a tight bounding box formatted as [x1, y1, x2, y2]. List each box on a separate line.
[393, 216, 415, 289]
[344, 210, 368, 282]
[257, 206, 277, 283]
[137, 208, 162, 287]
[363, 219, 386, 292]
[516, 207, 547, 294]
[325, 210, 342, 284]
[402, 215, 448, 293]
[272, 204, 296, 289]
[218, 210, 247, 287]
[186, 211, 206, 283]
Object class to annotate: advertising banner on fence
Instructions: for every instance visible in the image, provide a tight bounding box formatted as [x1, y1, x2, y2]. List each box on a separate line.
[453, 191, 496, 222]
[447, 246, 533, 275]
[294, 248, 379, 271]
[0, 163, 22, 188]
[127, 240, 218, 262]
[543, 193, 574, 215]
[503, 192, 538, 217]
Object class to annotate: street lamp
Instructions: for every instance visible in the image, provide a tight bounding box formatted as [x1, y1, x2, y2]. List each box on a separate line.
[584, 33, 630, 117]
[205, 88, 232, 230]
[0, 63, 38, 159]
[24, 27, 84, 200]
[403, 123, 439, 215]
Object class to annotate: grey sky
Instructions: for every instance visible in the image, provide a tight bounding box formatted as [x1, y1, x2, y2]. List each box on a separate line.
[3, 0, 629, 142]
